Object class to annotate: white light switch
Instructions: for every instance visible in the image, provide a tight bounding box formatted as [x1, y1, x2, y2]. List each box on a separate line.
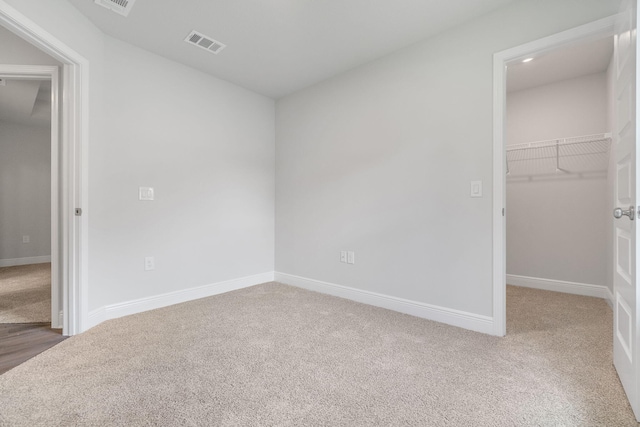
[340, 251, 347, 263]
[139, 187, 154, 201]
[347, 251, 355, 264]
[144, 256, 155, 271]
[470, 181, 482, 198]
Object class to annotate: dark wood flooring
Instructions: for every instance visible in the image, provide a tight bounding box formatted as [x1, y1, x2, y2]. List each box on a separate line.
[0, 323, 67, 375]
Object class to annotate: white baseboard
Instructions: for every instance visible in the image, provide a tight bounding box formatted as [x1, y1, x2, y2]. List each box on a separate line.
[507, 274, 613, 304]
[87, 307, 106, 330]
[605, 287, 614, 309]
[86, 271, 274, 330]
[0, 255, 51, 268]
[274, 272, 495, 335]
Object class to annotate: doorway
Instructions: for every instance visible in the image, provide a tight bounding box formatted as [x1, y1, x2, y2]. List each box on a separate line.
[504, 36, 614, 304]
[493, 9, 640, 421]
[0, 3, 89, 335]
[0, 74, 58, 327]
[492, 15, 618, 334]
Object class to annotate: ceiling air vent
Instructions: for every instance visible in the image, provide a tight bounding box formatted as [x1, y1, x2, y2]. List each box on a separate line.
[94, 0, 138, 17]
[185, 31, 226, 55]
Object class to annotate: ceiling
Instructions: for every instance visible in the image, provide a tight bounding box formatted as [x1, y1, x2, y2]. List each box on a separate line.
[66, 0, 515, 98]
[507, 36, 614, 93]
[0, 79, 51, 127]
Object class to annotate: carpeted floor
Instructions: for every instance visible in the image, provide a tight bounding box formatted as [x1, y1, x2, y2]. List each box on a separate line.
[0, 283, 636, 426]
[0, 263, 51, 323]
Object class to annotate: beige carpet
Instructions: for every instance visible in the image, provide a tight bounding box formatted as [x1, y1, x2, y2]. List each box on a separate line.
[0, 263, 51, 323]
[0, 283, 637, 426]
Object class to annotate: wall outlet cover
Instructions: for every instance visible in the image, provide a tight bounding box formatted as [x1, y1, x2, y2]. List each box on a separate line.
[144, 256, 155, 271]
[139, 187, 154, 201]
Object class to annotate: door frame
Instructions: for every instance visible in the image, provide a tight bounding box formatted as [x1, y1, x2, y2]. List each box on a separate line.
[0, 1, 89, 335]
[0, 65, 60, 328]
[492, 15, 618, 336]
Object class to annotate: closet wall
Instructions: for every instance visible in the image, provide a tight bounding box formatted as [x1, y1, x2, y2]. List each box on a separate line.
[506, 71, 610, 288]
[0, 120, 51, 264]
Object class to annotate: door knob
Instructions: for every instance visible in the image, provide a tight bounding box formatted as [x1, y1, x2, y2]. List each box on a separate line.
[614, 206, 635, 220]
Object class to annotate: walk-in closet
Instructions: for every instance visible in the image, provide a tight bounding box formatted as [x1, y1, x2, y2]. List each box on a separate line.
[505, 35, 615, 306]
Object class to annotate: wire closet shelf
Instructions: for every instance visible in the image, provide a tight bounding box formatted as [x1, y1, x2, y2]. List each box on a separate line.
[506, 133, 612, 176]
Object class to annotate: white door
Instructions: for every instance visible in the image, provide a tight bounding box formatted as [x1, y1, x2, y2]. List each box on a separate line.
[614, 0, 640, 420]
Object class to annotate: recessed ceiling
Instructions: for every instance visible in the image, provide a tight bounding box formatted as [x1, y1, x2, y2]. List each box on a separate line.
[507, 36, 614, 93]
[66, 0, 515, 98]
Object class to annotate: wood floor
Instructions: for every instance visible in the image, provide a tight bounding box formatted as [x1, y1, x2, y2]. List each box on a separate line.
[0, 323, 67, 375]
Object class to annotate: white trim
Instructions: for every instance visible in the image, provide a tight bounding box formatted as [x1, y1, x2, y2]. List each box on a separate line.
[86, 272, 275, 330]
[492, 15, 618, 337]
[606, 286, 615, 309]
[275, 272, 494, 335]
[0, 1, 90, 336]
[87, 306, 106, 329]
[0, 256, 52, 268]
[507, 274, 612, 299]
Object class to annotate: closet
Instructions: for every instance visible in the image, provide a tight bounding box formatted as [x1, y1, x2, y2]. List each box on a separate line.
[505, 36, 615, 297]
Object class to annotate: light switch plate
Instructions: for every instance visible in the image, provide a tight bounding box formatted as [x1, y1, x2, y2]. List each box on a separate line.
[340, 251, 347, 263]
[347, 251, 355, 264]
[139, 187, 154, 201]
[144, 256, 155, 271]
[470, 181, 482, 198]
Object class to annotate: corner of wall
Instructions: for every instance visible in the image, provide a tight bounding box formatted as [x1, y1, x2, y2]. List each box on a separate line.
[274, 272, 497, 336]
[83, 271, 275, 332]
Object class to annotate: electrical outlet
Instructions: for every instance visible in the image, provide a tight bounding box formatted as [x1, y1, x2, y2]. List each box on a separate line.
[340, 251, 347, 263]
[22, 235, 30, 243]
[347, 251, 355, 264]
[144, 256, 155, 271]
[139, 187, 154, 201]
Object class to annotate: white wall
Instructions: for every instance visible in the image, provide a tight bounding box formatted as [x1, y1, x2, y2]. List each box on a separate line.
[90, 37, 275, 308]
[0, 120, 51, 262]
[275, 0, 619, 319]
[507, 73, 609, 144]
[506, 73, 609, 287]
[0, 25, 62, 66]
[2, 1, 275, 318]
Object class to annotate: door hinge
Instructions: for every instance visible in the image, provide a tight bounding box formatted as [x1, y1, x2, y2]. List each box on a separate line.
[75, 208, 82, 216]
[502, 208, 505, 217]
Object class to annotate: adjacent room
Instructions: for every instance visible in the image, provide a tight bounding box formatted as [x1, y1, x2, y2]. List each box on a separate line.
[0, 25, 66, 374]
[1, 0, 638, 425]
[0, 76, 53, 325]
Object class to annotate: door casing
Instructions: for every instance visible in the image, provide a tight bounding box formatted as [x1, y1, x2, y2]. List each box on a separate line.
[0, 1, 89, 335]
[492, 15, 618, 337]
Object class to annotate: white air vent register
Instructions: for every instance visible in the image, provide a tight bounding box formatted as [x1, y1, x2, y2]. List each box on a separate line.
[94, 0, 138, 17]
[185, 31, 226, 54]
